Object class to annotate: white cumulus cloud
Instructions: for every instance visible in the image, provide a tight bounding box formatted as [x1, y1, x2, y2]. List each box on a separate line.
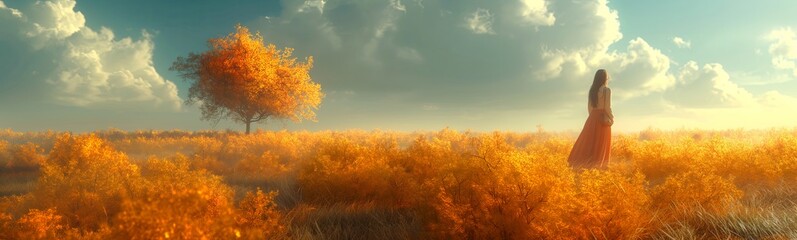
[766, 27, 797, 77]
[22, 0, 84, 42]
[520, 0, 555, 26]
[599, 38, 677, 99]
[667, 61, 755, 108]
[0, 0, 181, 110]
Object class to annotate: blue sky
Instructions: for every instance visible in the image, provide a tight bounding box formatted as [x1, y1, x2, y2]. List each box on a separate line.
[1, 0, 797, 132]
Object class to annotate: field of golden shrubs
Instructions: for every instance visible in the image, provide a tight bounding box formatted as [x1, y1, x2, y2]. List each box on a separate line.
[1, 128, 797, 239]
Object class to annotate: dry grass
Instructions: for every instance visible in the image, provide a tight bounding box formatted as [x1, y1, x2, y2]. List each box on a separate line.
[655, 184, 797, 240]
[287, 203, 422, 240]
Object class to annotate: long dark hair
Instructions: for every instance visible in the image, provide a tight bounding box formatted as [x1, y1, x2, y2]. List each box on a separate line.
[589, 69, 608, 108]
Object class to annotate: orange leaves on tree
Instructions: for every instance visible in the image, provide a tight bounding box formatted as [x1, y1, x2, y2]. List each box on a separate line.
[171, 24, 323, 134]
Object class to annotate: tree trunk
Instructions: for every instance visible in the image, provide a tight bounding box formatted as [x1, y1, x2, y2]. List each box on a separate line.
[245, 121, 251, 134]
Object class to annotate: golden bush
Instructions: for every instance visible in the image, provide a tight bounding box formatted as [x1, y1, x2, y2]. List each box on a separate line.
[235, 151, 288, 180]
[298, 134, 410, 206]
[568, 170, 652, 239]
[34, 134, 140, 230]
[13, 208, 67, 240]
[236, 189, 285, 239]
[651, 169, 743, 222]
[112, 155, 238, 239]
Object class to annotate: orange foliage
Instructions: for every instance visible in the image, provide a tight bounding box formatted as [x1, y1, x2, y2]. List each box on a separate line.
[34, 134, 139, 230]
[0, 142, 45, 169]
[236, 189, 285, 238]
[171, 25, 323, 133]
[235, 151, 288, 180]
[13, 208, 67, 240]
[413, 131, 576, 239]
[652, 169, 743, 222]
[112, 155, 239, 239]
[298, 134, 410, 206]
[0, 128, 796, 238]
[569, 170, 651, 239]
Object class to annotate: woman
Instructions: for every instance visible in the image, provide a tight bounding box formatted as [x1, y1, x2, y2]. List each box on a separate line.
[568, 69, 613, 169]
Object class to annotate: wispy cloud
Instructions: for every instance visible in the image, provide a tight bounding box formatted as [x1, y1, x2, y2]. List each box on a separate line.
[298, 0, 326, 14]
[389, 0, 406, 12]
[466, 8, 494, 35]
[672, 36, 691, 49]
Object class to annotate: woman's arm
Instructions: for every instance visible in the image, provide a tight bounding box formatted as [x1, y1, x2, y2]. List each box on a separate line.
[605, 87, 614, 119]
[588, 101, 594, 113]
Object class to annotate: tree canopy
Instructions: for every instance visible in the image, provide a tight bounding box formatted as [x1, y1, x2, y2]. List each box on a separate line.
[171, 24, 323, 133]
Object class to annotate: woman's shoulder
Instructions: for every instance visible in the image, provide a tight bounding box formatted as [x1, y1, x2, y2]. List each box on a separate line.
[599, 86, 611, 92]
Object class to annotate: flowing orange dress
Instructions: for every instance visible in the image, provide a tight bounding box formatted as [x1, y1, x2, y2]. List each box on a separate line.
[568, 88, 612, 169]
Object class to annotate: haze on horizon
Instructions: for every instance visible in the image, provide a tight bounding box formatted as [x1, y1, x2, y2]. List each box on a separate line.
[2, 0, 797, 133]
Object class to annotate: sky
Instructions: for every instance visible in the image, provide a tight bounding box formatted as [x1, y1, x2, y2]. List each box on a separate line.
[1, 0, 797, 133]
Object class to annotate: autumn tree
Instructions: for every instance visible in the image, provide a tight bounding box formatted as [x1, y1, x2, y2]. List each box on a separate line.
[171, 24, 323, 134]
